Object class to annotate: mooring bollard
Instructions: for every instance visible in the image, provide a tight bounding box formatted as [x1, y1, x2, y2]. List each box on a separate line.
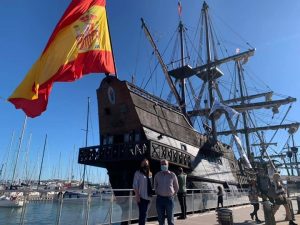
[297, 196, 300, 214]
[216, 208, 233, 225]
[262, 201, 276, 225]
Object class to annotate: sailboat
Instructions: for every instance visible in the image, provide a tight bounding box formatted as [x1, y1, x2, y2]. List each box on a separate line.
[78, 1, 298, 195]
[0, 192, 24, 208]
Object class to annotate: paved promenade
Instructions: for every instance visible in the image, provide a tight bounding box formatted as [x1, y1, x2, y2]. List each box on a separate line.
[146, 200, 300, 225]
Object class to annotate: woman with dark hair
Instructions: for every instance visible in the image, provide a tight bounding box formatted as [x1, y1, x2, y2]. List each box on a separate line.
[248, 179, 262, 223]
[217, 186, 224, 208]
[133, 159, 153, 225]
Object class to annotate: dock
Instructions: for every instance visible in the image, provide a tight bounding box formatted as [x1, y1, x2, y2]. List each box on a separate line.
[146, 201, 300, 225]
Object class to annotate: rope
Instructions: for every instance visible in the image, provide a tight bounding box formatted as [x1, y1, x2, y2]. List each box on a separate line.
[210, 9, 254, 49]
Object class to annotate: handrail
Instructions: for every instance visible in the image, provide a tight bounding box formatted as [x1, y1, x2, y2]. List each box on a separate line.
[1, 188, 298, 225]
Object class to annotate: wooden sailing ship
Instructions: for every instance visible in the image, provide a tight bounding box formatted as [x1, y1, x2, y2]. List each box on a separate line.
[78, 2, 299, 192]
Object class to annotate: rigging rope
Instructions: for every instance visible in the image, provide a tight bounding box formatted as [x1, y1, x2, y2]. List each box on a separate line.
[210, 9, 254, 49]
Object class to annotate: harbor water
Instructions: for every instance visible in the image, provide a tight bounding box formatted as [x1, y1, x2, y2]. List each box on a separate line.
[0, 189, 251, 225]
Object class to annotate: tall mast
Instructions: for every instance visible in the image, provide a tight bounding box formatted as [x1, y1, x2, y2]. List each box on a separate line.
[236, 61, 251, 159]
[10, 116, 27, 189]
[37, 134, 47, 189]
[179, 20, 186, 113]
[82, 97, 90, 189]
[24, 133, 32, 182]
[2, 131, 15, 183]
[203, 2, 217, 140]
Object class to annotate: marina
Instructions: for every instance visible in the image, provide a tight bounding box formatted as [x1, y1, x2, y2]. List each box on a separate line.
[0, 188, 251, 224]
[0, 188, 299, 224]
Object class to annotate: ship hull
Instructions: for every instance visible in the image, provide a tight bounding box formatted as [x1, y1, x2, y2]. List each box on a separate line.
[79, 77, 247, 192]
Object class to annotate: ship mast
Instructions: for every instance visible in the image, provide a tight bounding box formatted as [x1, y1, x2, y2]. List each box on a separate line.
[179, 20, 186, 114]
[236, 61, 251, 158]
[203, 2, 217, 140]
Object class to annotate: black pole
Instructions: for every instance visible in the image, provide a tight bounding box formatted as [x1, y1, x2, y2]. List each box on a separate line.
[82, 97, 90, 189]
[37, 134, 47, 189]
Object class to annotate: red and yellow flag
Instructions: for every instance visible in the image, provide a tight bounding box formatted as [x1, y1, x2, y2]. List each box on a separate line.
[9, 0, 115, 118]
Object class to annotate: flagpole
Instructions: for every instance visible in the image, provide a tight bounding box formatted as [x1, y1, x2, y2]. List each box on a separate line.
[105, 8, 118, 78]
[10, 115, 27, 189]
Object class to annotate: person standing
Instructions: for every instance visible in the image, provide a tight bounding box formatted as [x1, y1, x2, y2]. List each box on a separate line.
[217, 186, 224, 208]
[248, 179, 262, 224]
[133, 159, 153, 225]
[272, 173, 297, 225]
[177, 167, 187, 219]
[154, 159, 179, 225]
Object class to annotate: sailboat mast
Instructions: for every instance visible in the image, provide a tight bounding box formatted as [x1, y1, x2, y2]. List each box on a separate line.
[37, 134, 47, 188]
[2, 131, 15, 183]
[10, 116, 27, 189]
[82, 97, 90, 188]
[179, 20, 186, 113]
[203, 2, 217, 140]
[236, 61, 251, 159]
[24, 133, 32, 182]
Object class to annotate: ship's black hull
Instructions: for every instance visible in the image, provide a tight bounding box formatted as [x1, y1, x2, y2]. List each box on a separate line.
[78, 77, 247, 192]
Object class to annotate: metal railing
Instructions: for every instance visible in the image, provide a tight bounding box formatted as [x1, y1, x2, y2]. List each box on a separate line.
[0, 188, 254, 225]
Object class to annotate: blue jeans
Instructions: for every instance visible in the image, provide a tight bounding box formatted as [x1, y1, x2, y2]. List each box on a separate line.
[138, 198, 150, 225]
[156, 195, 174, 225]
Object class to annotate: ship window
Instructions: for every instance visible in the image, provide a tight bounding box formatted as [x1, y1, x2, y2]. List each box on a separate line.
[104, 107, 111, 115]
[217, 158, 222, 165]
[124, 133, 130, 143]
[103, 136, 108, 145]
[135, 133, 141, 142]
[129, 131, 134, 142]
[181, 144, 187, 151]
[108, 136, 113, 145]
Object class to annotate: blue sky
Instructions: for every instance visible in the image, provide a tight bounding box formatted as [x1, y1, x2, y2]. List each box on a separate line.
[0, 0, 300, 182]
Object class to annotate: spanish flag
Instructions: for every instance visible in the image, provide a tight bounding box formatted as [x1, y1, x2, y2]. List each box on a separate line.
[9, 0, 115, 118]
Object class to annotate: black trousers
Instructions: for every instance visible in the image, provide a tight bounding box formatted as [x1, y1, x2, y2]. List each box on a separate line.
[217, 196, 223, 208]
[138, 198, 150, 225]
[177, 192, 187, 218]
[251, 203, 259, 220]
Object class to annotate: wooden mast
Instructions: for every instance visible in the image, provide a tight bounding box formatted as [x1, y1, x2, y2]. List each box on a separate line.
[179, 20, 186, 114]
[236, 61, 251, 159]
[203, 2, 217, 141]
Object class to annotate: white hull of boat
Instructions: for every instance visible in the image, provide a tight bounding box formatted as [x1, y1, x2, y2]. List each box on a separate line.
[0, 199, 24, 208]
